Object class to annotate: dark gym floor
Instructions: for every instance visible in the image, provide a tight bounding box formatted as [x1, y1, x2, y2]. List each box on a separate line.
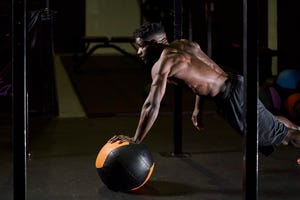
[1, 55, 300, 200]
[1, 112, 300, 200]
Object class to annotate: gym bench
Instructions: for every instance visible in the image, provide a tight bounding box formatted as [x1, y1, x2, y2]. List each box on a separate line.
[74, 36, 142, 71]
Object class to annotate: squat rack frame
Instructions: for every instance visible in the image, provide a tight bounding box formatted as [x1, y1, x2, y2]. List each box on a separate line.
[12, 0, 28, 200]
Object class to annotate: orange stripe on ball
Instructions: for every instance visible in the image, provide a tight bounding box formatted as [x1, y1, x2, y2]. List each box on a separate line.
[95, 141, 130, 168]
[130, 163, 155, 191]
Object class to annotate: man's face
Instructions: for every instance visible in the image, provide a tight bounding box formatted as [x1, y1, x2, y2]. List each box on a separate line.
[135, 37, 164, 67]
[135, 37, 149, 63]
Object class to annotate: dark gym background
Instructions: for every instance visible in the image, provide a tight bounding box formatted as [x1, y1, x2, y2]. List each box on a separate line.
[1, 1, 299, 114]
[1, 0, 300, 200]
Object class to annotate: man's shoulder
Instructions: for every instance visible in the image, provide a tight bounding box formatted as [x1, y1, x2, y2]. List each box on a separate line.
[160, 49, 184, 63]
[170, 39, 199, 46]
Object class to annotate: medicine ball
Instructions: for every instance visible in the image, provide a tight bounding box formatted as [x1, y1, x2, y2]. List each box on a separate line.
[95, 141, 154, 192]
[284, 93, 300, 120]
[276, 69, 300, 89]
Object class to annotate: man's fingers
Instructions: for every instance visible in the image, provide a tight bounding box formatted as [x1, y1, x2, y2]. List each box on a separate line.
[108, 135, 122, 143]
[108, 135, 133, 144]
[108, 136, 116, 143]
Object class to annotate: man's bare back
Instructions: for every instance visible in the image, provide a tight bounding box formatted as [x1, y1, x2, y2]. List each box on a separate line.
[152, 39, 229, 97]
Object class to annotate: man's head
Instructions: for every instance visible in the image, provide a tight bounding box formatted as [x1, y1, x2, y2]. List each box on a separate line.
[133, 22, 168, 67]
[133, 22, 167, 42]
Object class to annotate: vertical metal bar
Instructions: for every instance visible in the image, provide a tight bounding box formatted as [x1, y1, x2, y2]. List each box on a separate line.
[173, 0, 183, 40]
[46, 0, 50, 9]
[173, 0, 183, 155]
[12, 0, 28, 199]
[206, 0, 213, 57]
[242, 0, 259, 199]
[187, 0, 193, 41]
[173, 86, 183, 155]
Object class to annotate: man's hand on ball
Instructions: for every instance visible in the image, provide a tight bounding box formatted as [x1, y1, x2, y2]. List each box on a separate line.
[108, 135, 135, 144]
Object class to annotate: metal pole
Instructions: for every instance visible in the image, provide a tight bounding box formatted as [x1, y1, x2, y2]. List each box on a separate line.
[242, 0, 259, 199]
[206, 0, 213, 57]
[46, 0, 50, 9]
[12, 0, 28, 199]
[173, 0, 183, 155]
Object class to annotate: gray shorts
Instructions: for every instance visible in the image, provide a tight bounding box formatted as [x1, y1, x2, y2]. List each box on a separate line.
[214, 75, 288, 153]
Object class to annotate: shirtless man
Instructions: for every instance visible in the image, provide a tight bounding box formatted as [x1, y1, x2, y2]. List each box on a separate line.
[110, 22, 300, 155]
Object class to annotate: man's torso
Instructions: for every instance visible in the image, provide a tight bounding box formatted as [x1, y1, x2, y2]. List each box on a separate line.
[152, 39, 228, 97]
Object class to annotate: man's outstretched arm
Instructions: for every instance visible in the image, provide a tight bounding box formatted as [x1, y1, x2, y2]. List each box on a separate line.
[109, 71, 168, 144]
[133, 72, 168, 143]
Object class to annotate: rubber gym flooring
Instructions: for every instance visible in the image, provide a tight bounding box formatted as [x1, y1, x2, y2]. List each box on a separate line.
[1, 55, 300, 199]
[1, 111, 300, 199]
